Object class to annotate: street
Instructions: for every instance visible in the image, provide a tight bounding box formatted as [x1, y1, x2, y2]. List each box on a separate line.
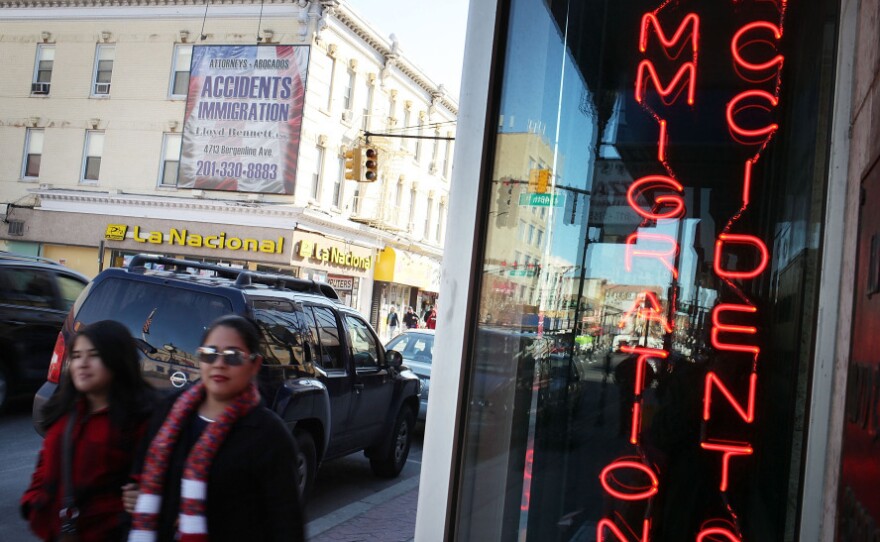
[0, 397, 423, 541]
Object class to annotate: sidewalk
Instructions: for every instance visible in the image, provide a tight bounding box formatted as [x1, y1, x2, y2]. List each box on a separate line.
[307, 475, 419, 542]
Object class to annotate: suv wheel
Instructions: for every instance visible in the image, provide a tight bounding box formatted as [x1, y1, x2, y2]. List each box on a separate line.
[370, 407, 414, 478]
[294, 430, 317, 499]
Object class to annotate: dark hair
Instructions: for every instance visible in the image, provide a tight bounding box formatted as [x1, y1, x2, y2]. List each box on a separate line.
[41, 320, 154, 431]
[201, 314, 261, 356]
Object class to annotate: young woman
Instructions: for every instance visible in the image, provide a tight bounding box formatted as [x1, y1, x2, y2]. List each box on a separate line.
[21, 320, 155, 542]
[126, 314, 305, 542]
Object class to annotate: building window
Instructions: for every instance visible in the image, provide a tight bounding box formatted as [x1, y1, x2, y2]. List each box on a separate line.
[92, 45, 114, 96]
[159, 133, 182, 186]
[353, 183, 361, 213]
[343, 68, 355, 111]
[169, 44, 193, 97]
[334, 156, 345, 208]
[396, 182, 404, 225]
[362, 82, 374, 131]
[388, 93, 397, 124]
[22, 129, 43, 179]
[81, 131, 104, 182]
[31, 45, 54, 95]
[312, 145, 325, 200]
[415, 119, 424, 162]
[402, 108, 411, 150]
[536, 229, 544, 248]
[424, 196, 434, 238]
[326, 56, 336, 110]
[432, 130, 440, 168]
[437, 202, 446, 242]
[408, 188, 418, 231]
[443, 135, 453, 177]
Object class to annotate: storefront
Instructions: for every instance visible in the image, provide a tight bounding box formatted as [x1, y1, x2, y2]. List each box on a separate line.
[372, 246, 441, 337]
[418, 0, 849, 540]
[289, 229, 375, 310]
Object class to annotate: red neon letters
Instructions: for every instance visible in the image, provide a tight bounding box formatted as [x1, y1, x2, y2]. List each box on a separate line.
[726, 89, 779, 139]
[696, 528, 742, 542]
[635, 60, 696, 106]
[732, 21, 784, 73]
[626, 175, 686, 220]
[625, 233, 679, 278]
[703, 371, 758, 423]
[711, 304, 760, 355]
[597, 518, 651, 542]
[639, 13, 700, 57]
[714, 233, 770, 279]
[599, 460, 660, 501]
[701, 441, 754, 491]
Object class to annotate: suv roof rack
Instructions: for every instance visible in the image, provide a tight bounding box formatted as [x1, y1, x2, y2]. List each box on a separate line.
[0, 250, 64, 266]
[127, 254, 339, 300]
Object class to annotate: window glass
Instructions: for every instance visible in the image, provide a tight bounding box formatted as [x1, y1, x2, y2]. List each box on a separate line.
[83, 131, 104, 182]
[75, 278, 232, 366]
[456, 0, 840, 539]
[34, 45, 54, 84]
[310, 306, 344, 371]
[0, 269, 55, 308]
[344, 314, 379, 368]
[388, 333, 434, 363]
[24, 129, 43, 178]
[160, 133, 181, 186]
[171, 44, 192, 96]
[251, 298, 301, 367]
[94, 45, 114, 94]
[55, 274, 86, 311]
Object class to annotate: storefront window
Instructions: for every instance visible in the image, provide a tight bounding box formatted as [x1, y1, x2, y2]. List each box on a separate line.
[455, 0, 838, 539]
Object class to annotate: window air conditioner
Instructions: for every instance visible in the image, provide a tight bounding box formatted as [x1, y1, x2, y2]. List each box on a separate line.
[341, 110, 352, 122]
[31, 82, 50, 94]
[94, 82, 111, 95]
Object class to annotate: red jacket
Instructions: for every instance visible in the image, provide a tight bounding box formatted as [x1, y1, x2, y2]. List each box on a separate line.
[21, 400, 148, 542]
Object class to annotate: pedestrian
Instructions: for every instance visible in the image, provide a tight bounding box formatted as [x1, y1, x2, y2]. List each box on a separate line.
[125, 314, 305, 542]
[21, 320, 155, 542]
[387, 305, 400, 339]
[425, 305, 437, 330]
[403, 306, 420, 329]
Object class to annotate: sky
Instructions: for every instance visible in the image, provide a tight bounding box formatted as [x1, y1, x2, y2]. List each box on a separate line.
[345, 0, 470, 99]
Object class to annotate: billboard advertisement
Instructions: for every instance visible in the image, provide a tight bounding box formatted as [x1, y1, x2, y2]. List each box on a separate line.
[179, 45, 309, 194]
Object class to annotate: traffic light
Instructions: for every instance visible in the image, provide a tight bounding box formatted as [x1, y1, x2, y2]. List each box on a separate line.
[528, 168, 551, 193]
[362, 146, 379, 182]
[495, 178, 514, 228]
[344, 147, 361, 181]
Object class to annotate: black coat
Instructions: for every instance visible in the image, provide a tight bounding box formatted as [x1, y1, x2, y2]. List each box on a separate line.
[133, 392, 305, 542]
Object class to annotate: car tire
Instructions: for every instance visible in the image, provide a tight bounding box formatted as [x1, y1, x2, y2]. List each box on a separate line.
[294, 430, 317, 500]
[370, 407, 414, 478]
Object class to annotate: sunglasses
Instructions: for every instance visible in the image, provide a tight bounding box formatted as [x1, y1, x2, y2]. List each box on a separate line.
[196, 346, 256, 366]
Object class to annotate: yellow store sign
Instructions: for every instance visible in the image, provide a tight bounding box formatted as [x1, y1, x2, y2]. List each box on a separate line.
[296, 238, 372, 271]
[104, 224, 283, 254]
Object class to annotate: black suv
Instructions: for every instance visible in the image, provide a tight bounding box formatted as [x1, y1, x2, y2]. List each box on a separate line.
[32, 254, 420, 496]
[0, 252, 88, 410]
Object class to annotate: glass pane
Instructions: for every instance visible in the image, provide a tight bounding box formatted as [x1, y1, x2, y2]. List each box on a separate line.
[344, 315, 379, 368]
[28, 130, 43, 152]
[86, 133, 104, 156]
[455, 0, 839, 540]
[311, 306, 344, 371]
[161, 161, 179, 186]
[0, 269, 54, 308]
[39, 46, 54, 61]
[84, 157, 101, 180]
[25, 154, 41, 177]
[176, 44, 192, 65]
[163, 134, 182, 158]
[56, 275, 86, 311]
[172, 71, 189, 95]
[97, 46, 115, 61]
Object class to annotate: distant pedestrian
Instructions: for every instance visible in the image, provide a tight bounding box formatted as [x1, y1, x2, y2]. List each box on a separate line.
[387, 305, 400, 339]
[22, 320, 154, 542]
[125, 314, 305, 542]
[425, 306, 437, 330]
[403, 306, 420, 329]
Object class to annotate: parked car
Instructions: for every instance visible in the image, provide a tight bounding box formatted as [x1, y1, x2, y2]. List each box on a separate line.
[32, 254, 420, 498]
[0, 252, 87, 411]
[386, 329, 434, 421]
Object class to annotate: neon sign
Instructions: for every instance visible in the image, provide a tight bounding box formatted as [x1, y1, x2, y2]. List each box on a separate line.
[597, 0, 786, 538]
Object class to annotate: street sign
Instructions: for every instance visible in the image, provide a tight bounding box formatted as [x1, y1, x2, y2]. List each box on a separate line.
[519, 192, 564, 207]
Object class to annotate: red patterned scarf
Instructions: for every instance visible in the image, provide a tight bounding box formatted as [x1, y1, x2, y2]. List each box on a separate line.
[128, 382, 260, 542]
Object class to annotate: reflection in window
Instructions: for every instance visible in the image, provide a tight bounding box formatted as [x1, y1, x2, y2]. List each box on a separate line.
[345, 315, 379, 368]
[310, 306, 344, 371]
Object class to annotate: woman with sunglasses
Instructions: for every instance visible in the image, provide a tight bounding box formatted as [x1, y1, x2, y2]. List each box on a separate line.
[126, 314, 305, 542]
[21, 320, 154, 542]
